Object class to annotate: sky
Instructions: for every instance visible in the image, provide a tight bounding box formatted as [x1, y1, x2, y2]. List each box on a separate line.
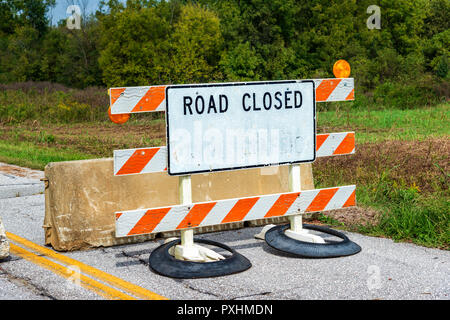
[49, 0, 125, 25]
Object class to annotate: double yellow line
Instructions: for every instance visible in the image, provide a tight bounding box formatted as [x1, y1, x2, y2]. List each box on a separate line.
[6, 232, 167, 300]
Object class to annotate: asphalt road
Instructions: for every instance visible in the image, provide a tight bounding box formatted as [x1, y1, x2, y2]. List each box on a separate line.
[0, 163, 449, 300]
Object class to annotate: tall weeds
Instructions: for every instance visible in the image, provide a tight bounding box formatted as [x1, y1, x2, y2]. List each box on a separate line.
[0, 82, 109, 123]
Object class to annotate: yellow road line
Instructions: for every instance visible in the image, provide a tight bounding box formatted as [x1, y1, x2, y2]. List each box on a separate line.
[6, 232, 167, 300]
[9, 243, 136, 300]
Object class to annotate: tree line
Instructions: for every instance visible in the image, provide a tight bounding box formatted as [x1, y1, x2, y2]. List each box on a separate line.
[0, 0, 448, 108]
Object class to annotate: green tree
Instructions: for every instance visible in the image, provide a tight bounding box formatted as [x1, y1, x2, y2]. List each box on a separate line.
[213, 0, 301, 80]
[0, 0, 56, 83]
[98, 0, 222, 86]
[4, 26, 44, 82]
[166, 3, 223, 83]
[219, 41, 263, 81]
[3, 0, 56, 37]
[97, 0, 177, 86]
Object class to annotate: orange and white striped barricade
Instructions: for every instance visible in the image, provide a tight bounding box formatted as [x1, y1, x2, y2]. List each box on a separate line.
[110, 79, 360, 279]
[113, 132, 355, 176]
[109, 78, 354, 115]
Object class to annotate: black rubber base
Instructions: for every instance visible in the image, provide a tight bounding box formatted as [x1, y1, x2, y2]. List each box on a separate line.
[265, 224, 361, 258]
[149, 238, 252, 279]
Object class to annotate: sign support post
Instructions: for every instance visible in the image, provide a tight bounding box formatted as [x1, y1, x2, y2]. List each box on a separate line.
[179, 175, 193, 247]
[173, 175, 225, 262]
[286, 164, 325, 243]
[288, 163, 302, 232]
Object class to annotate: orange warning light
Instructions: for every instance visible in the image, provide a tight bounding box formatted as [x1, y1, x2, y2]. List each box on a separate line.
[108, 106, 130, 124]
[333, 60, 351, 78]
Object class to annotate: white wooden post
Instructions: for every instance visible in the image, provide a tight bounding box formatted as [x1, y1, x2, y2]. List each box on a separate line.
[174, 175, 225, 262]
[254, 163, 317, 241]
[179, 175, 193, 247]
[288, 164, 303, 233]
[285, 164, 325, 243]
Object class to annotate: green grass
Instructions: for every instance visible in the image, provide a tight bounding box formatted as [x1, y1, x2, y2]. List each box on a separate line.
[355, 173, 449, 249]
[316, 213, 345, 227]
[313, 142, 449, 249]
[312, 103, 449, 248]
[317, 103, 449, 143]
[0, 140, 94, 170]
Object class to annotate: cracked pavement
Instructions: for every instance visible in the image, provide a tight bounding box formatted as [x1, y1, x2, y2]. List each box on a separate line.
[0, 164, 449, 300]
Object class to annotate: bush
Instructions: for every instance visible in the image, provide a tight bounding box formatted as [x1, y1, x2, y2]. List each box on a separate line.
[0, 82, 109, 123]
[373, 79, 443, 109]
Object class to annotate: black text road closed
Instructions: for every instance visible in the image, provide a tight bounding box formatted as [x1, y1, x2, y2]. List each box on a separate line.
[165, 80, 316, 175]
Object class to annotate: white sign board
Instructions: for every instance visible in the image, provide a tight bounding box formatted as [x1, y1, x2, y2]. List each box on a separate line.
[165, 80, 316, 175]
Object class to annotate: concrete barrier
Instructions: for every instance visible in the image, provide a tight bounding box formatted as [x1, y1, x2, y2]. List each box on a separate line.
[43, 158, 314, 251]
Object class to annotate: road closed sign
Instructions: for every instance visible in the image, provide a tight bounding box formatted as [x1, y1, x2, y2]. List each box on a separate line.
[165, 80, 316, 175]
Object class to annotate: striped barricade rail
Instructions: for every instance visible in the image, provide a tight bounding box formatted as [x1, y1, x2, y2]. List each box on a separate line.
[115, 185, 356, 237]
[113, 132, 355, 176]
[109, 78, 354, 115]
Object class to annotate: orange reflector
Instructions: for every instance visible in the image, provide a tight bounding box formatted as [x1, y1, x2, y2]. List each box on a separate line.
[333, 60, 351, 78]
[108, 106, 130, 124]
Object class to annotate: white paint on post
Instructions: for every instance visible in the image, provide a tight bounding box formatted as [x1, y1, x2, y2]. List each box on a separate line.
[256, 163, 306, 240]
[288, 164, 303, 232]
[288, 164, 301, 192]
[179, 175, 192, 204]
[175, 175, 225, 262]
[179, 175, 193, 247]
[286, 164, 325, 243]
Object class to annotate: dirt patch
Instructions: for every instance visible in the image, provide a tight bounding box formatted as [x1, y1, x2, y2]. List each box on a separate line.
[0, 163, 44, 179]
[314, 137, 450, 194]
[319, 206, 382, 227]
